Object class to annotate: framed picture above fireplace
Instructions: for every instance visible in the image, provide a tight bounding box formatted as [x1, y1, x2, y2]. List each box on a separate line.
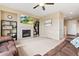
[20, 15, 33, 24]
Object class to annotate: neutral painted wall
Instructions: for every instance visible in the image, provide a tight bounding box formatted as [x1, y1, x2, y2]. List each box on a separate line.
[0, 11, 1, 36]
[39, 12, 64, 40]
[1, 11, 17, 21]
[59, 13, 64, 39]
[1, 11, 17, 35]
[0, 6, 38, 39]
[0, 5, 40, 19]
[64, 20, 68, 36]
[0, 5, 64, 40]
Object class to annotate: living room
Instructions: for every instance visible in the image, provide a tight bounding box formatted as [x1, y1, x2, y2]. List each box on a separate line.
[0, 3, 79, 56]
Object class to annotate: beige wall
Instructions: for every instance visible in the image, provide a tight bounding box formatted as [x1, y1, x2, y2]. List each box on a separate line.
[39, 12, 64, 40]
[0, 5, 65, 40]
[0, 10, 1, 36]
[59, 13, 64, 40]
[0, 11, 17, 36]
[64, 20, 68, 36]
[1, 11, 17, 21]
[0, 5, 40, 19]
[0, 6, 39, 39]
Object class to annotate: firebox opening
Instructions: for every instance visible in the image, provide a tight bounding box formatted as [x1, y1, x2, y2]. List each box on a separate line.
[22, 30, 31, 38]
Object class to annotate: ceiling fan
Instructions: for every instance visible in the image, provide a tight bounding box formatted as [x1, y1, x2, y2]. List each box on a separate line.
[33, 3, 54, 11]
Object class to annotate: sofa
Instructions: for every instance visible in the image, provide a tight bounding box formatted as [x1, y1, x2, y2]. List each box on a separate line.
[0, 36, 17, 56]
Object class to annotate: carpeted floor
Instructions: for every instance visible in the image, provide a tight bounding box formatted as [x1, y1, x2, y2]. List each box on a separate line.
[17, 37, 64, 56]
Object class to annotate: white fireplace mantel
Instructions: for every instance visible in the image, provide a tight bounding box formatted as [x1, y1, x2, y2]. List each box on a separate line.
[17, 22, 33, 40]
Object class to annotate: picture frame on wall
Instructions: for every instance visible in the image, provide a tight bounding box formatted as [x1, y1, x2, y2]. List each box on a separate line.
[20, 15, 33, 24]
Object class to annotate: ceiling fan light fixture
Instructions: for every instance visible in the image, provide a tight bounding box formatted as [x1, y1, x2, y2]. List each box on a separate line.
[33, 3, 54, 11]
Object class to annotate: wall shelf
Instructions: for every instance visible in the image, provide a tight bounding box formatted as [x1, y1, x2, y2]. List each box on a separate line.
[1, 20, 17, 40]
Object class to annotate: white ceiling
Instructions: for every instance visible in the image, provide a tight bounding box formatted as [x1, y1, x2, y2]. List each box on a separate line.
[0, 3, 79, 19]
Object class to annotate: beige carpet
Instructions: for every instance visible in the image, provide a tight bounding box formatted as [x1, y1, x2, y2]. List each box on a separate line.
[17, 37, 64, 56]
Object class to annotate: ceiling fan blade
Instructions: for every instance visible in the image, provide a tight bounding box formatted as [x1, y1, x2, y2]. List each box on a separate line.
[33, 5, 39, 9]
[42, 6, 45, 11]
[45, 3, 54, 5]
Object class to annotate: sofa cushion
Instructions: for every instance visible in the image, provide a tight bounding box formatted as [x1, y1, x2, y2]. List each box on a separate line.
[8, 46, 16, 55]
[0, 36, 17, 56]
[0, 36, 12, 43]
[0, 51, 13, 56]
[0, 46, 8, 53]
[0, 42, 8, 47]
[8, 41, 15, 46]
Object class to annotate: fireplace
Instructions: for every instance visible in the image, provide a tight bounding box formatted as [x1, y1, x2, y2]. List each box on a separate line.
[22, 30, 31, 37]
